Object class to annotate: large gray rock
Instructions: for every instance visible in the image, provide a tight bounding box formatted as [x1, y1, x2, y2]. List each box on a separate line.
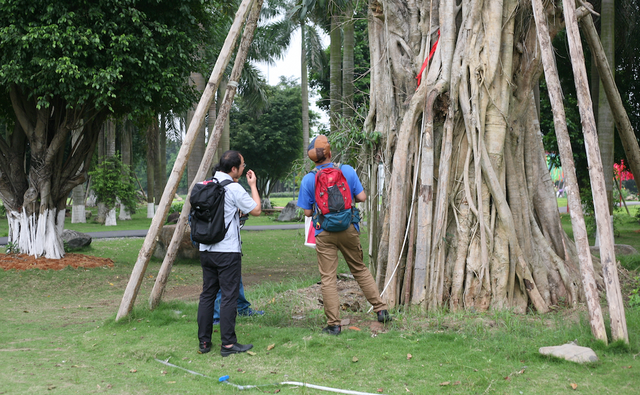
[153, 224, 200, 260]
[277, 200, 301, 222]
[589, 244, 638, 256]
[62, 229, 92, 249]
[539, 343, 598, 363]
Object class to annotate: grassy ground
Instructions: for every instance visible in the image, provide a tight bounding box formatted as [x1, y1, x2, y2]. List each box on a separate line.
[1, 200, 640, 393]
[1, 232, 639, 394]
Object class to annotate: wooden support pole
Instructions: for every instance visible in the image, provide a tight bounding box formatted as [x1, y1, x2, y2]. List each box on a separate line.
[579, 15, 640, 196]
[562, 0, 628, 343]
[148, 0, 263, 310]
[531, 0, 607, 343]
[115, 0, 256, 321]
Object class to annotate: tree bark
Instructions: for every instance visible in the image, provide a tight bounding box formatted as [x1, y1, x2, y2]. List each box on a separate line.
[301, 21, 310, 171]
[596, 0, 616, 213]
[329, 13, 342, 134]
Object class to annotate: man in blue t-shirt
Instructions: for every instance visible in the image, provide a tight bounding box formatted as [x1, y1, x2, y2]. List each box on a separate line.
[297, 135, 391, 335]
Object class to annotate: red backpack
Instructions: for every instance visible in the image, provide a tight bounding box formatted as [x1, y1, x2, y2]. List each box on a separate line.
[312, 164, 355, 231]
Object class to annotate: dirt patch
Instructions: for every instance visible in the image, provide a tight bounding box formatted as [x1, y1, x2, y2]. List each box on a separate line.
[0, 253, 114, 271]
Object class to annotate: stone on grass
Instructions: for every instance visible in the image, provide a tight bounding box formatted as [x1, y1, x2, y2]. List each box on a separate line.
[62, 230, 92, 249]
[539, 343, 598, 363]
[277, 200, 300, 222]
[166, 212, 180, 224]
[153, 224, 199, 260]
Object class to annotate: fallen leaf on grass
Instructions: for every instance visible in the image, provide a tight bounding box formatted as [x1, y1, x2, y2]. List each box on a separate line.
[348, 326, 361, 331]
[167, 381, 176, 384]
[267, 343, 275, 351]
[237, 368, 244, 373]
[377, 389, 383, 393]
[130, 369, 137, 373]
[161, 370, 167, 375]
[570, 383, 578, 390]
[48, 386, 56, 390]
[439, 382, 450, 386]
[352, 357, 359, 363]
[407, 353, 412, 360]
[453, 381, 461, 386]
[504, 376, 511, 381]
[247, 351, 256, 356]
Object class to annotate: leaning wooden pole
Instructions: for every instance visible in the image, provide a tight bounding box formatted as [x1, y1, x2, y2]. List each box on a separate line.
[531, 0, 607, 343]
[115, 0, 255, 321]
[562, 0, 628, 343]
[580, 14, 640, 195]
[148, 0, 263, 310]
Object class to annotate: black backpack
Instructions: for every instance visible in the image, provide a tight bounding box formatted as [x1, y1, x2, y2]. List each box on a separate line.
[189, 178, 233, 245]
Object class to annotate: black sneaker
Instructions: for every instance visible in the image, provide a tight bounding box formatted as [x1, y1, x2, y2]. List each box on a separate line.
[377, 310, 392, 323]
[322, 325, 341, 335]
[220, 343, 253, 357]
[198, 341, 212, 354]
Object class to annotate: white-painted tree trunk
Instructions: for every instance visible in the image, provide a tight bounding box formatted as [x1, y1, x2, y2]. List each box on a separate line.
[8, 209, 65, 259]
[147, 202, 155, 218]
[118, 202, 131, 220]
[105, 208, 117, 226]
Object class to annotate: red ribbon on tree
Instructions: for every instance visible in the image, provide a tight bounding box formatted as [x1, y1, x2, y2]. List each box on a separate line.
[416, 30, 440, 89]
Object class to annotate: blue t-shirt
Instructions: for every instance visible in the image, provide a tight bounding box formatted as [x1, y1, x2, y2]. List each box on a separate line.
[297, 163, 363, 235]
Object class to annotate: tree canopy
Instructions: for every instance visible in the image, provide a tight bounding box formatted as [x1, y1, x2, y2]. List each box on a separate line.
[230, 77, 308, 198]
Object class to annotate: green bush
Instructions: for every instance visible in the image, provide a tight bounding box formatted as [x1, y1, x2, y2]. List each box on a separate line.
[169, 201, 184, 214]
[89, 154, 138, 214]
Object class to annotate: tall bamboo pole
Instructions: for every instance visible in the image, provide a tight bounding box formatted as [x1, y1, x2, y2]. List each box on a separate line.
[148, 0, 263, 310]
[116, 0, 256, 321]
[531, 0, 607, 343]
[580, 15, 640, 196]
[562, 0, 628, 343]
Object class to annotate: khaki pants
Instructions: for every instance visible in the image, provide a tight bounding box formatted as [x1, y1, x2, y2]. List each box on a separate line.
[315, 225, 387, 326]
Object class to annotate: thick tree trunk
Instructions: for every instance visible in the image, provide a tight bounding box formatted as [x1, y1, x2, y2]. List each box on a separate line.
[2, 86, 103, 258]
[119, 118, 133, 221]
[596, 0, 615, 213]
[367, 0, 612, 320]
[71, 127, 86, 224]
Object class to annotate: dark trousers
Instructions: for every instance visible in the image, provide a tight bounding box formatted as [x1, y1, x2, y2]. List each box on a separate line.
[197, 252, 241, 346]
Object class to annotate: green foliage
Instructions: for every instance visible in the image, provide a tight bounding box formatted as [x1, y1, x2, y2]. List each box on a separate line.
[230, 78, 305, 198]
[0, 200, 5, 217]
[629, 277, 640, 310]
[169, 201, 184, 215]
[0, 0, 214, 115]
[4, 241, 19, 254]
[328, 111, 381, 168]
[89, 154, 137, 213]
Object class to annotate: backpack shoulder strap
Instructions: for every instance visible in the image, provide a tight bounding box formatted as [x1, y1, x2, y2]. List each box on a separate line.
[218, 179, 233, 187]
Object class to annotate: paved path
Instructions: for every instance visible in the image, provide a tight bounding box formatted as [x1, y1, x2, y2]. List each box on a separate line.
[0, 224, 305, 245]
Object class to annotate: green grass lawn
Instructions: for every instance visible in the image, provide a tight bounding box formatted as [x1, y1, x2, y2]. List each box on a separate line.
[1, 199, 640, 393]
[1, 232, 639, 394]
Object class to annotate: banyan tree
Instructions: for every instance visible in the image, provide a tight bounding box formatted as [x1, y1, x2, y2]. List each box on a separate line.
[361, 0, 633, 342]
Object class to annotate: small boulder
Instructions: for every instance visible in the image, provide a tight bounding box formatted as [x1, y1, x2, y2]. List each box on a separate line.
[277, 200, 301, 222]
[62, 229, 92, 249]
[539, 343, 598, 363]
[153, 224, 199, 260]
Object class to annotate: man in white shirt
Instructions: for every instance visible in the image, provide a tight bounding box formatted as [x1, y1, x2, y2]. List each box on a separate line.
[196, 150, 261, 357]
